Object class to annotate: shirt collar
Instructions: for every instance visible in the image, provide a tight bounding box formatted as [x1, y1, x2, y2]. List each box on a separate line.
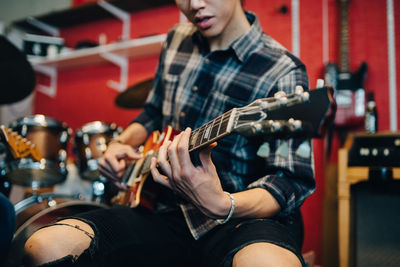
[230, 11, 263, 63]
[192, 11, 263, 63]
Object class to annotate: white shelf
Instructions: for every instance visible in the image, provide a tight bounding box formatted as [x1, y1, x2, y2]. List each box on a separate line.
[30, 34, 166, 95]
[29, 34, 166, 70]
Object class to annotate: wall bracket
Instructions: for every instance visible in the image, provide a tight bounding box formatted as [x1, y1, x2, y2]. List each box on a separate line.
[34, 65, 58, 98]
[100, 51, 128, 92]
[98, 0, 131, 41]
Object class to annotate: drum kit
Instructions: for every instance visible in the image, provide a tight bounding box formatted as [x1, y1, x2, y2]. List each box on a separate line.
[0, 78, 153, 266]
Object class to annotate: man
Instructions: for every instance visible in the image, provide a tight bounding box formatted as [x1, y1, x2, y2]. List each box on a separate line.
[24, 0, 314, 266]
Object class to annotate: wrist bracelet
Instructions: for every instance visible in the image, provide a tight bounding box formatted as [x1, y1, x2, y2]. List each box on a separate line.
[215, 191, 235, 225]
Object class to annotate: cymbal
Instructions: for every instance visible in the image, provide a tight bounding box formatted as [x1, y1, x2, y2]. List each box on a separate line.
[0, 36, 36, 105]
[115, 78, 153, 109]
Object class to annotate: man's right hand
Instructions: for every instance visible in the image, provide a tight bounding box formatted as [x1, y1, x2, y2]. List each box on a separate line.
[99, 141, 142, 186]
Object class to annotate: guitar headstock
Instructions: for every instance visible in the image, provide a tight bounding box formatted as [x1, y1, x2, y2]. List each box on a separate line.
[0, 125, 42, 161]
[230, 86, 335, 139]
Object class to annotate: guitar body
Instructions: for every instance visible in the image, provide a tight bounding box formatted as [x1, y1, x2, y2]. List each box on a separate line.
[113, 126, 179, 210]
[325, 62, 367, 127]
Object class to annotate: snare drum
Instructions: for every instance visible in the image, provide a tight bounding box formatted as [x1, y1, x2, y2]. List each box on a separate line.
[74, 121, 121, 182]
[5, 193, 108, 267]
[5, 115, 71, 188]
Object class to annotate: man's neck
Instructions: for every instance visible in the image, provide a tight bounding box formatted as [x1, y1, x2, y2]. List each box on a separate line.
[208, 9, 251, 51]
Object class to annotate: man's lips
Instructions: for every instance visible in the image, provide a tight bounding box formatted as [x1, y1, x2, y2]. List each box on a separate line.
[194, 16, 213, 30]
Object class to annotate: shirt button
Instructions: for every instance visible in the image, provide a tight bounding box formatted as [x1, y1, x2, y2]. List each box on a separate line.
[180, 112, 186, 117]
[192, 85, 198, 92]
[204, 59, 210, 64]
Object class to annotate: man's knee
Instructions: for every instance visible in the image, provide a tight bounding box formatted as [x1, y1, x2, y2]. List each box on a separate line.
[232, 242, 302, 267]
[24, 219, 94, 266]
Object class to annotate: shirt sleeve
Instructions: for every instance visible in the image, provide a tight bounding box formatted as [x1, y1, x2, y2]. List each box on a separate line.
[132, 28, 178, 133]
[132, 53, 165, 134]
[247, 64, 316, 216]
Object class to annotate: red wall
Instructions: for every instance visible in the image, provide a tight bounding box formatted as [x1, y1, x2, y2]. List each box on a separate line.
[33, 0, 400, 265]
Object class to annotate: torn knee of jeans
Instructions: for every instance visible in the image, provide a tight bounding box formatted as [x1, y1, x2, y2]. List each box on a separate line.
[36, 218, 99, 259]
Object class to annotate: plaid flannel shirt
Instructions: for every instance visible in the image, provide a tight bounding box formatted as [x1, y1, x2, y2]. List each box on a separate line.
[134, 12, 315, 240]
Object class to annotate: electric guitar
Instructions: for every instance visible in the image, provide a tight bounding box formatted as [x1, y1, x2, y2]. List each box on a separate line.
[0, 125, 42, 161]
[113, 86, 335, 210]
[324, 0, 367, 127]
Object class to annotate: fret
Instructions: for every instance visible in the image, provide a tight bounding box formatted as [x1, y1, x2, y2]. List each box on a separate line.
[217, 112, 226, 137]
[141, 151, 158, 175]
[196, 125, 206, 147]
[187, 111, 233, 151]
[219, 119, 228, 134]
[210, 116, 221, 140]
[202, 121, 213, 143]
[189, 129, 199, 150]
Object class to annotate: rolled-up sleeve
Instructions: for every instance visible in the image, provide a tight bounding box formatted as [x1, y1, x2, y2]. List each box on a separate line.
[248, 64, 316, 216]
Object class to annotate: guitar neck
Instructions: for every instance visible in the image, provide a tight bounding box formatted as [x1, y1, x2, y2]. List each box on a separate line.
[188, 110, 234, 152]
[138, 110, 234, 175]
[339, 0, 350, 73]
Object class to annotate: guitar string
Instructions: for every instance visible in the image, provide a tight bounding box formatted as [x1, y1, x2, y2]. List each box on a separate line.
[130, 109, 237, 175]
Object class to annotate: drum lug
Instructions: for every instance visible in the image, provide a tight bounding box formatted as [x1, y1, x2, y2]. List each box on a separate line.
[60, 131, 69, 143]
[84, 147, 92, 160]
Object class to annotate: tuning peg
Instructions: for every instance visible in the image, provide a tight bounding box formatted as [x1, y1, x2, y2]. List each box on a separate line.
[288, 118, 302, 130]
[271, 121, 282, 132]
[257, 142, 270, 158]
[276, 141, 289, 158]
[274, 91, 286, 98]
[296, 140, 311, 158]
[295, 85, 304, 94]
[301, 91, 310, 101]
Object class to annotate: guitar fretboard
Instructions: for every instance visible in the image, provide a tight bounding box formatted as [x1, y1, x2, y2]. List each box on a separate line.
[188, 110, 233, 151]
[339, 0, 350, 73]
[139, 110, 234, 175]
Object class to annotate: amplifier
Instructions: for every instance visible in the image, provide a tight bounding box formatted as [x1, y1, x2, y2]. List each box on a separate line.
[346, 132, 400, 167]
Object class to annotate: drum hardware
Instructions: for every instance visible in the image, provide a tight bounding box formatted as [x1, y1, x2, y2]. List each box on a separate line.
[114, 78, 153, 109]
[74, 121, 122, 183]
[4, 115, 71, 188]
